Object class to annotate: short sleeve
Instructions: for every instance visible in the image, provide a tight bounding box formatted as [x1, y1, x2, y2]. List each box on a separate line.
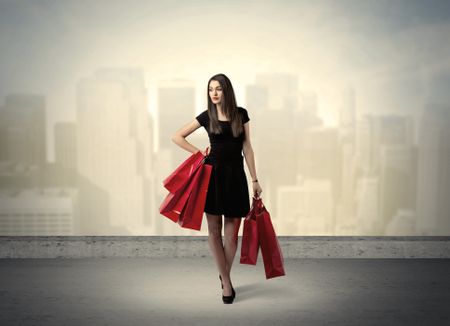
[195, 110, 209, 127]
[240, 107, 250, 124]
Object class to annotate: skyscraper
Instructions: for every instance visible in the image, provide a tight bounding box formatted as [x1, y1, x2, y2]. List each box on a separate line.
[76, 68, 155, 234]
[416, 102, 450, 235]
[0, 94, 46, 166]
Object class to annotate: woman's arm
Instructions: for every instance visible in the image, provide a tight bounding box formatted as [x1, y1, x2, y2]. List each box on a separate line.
[242, 122, 258, 181]
[171, 119, 202, 154]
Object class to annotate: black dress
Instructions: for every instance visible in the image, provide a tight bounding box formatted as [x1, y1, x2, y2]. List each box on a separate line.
[195, 107, 251, 218]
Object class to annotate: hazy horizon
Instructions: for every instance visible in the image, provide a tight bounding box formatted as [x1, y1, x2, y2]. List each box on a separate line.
[2, 0, 450, 160]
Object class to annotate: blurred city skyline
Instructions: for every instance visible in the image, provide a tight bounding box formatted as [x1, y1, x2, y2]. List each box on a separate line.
[1, 68, 449, 237]
[0, 0, 449, 236]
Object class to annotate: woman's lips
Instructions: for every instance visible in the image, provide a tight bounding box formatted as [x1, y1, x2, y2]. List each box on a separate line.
[213, 97, 219, 100]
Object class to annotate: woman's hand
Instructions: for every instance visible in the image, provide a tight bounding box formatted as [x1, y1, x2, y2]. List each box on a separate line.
[200, 146, 210, 156]
[252, 180, 262, 198]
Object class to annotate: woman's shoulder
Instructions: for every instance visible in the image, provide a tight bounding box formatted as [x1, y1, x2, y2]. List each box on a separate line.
[237, 106, 250, 123]
[195, 109, 209, 127]
[197, 109, 209, 117]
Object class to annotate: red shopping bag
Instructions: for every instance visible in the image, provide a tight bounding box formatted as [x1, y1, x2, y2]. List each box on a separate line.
[257, 201, 286, 279]
[159, 192, 179, 222]
[162, 150, 205, 193]
[159, 149, 212, 229]
[159, 166, 201, 222]
[240, 196, 261, 265]
[178, 163, 212, 231]
[240, 195, 286, 279]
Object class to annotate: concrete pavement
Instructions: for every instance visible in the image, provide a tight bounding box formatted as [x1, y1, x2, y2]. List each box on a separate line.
[1, 257, 449, 325]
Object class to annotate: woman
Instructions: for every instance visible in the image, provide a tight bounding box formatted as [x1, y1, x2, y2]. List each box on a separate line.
[171, 73, 262, 304]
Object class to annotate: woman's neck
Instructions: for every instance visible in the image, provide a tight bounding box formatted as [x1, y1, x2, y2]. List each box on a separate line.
[216, 105, 229, 121]
[216, 105, 225, 117]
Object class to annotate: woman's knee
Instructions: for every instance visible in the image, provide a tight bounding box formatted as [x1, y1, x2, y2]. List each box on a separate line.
[206, 213, 222, 237]
[223, 235, 238, 246]
[223, 218, 240, 244]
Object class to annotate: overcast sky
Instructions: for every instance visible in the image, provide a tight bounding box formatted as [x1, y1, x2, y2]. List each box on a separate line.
[1, 0, 450, 159]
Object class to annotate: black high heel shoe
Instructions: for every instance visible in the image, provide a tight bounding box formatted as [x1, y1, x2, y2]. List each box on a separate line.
[222, 292, 234, 304]
[219, 275, 236, 299]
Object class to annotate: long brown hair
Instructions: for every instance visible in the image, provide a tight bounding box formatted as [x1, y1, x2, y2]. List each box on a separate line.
[206, 73, 244, 138]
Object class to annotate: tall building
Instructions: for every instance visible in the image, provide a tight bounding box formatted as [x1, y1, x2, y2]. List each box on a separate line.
[355, 114, 414, 173]
[253, 108, 296, 215]
[297, 126, 340, 199]
[157, 79, 198, 186]
[245, 77, 323, 221]
[416, 102, 450, 235]
[379, 144, 416, 233]
[245, 83, 269, 145]
[335, 142, 358, 234]
[355, 175, 380, 235]
[0, 94, 46, 166]
[55, 122, 77, 171]
[157, 80, 196, 152]
[76, 68, 155, 234]
[277, 176, 334, 235]
[355, 114, 415, 234]
[245, 84, 269, 112]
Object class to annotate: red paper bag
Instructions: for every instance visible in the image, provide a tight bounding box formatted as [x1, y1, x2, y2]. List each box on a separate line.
[257, 203, 286, 279]
[178, 163, 212, 231]
[159, 158, 205, 222]
[159, 170, 196, 222]
[240, 197, 261, 265]
[162, 150, 205, 193]
[159, 192, 179, 222]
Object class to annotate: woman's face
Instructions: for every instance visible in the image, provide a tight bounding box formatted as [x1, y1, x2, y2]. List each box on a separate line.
[208, 80, 223, 105]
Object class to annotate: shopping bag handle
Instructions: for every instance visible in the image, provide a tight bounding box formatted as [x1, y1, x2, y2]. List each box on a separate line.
[191, 146, 210, 170]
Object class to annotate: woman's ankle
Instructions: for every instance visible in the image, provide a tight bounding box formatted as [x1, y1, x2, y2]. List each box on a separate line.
[220, 273, 230, 281]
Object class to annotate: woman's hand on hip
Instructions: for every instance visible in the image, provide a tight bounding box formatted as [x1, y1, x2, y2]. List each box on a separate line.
[200, 146, 210, 156]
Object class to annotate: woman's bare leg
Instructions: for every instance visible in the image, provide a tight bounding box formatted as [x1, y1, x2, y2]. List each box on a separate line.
[206, 213, 232, 296]
[223, 217, 242, 289]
